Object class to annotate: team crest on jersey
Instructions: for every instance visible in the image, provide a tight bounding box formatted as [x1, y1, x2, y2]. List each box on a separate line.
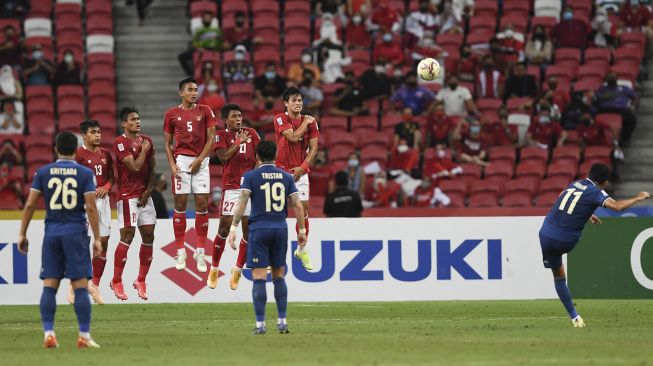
[247, 138, 251, 143]
[87, 160, 91, 164]
[177, 117, 181, 121]
[118, 143, 125, 151]
[101, 159, 107, 164]
[196, 116, 201, 121]
[276, 117, 283, 126]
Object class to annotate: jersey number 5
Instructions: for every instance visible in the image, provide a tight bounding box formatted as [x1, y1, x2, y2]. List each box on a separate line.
[48, 177, 78, 210]
[260, 182, 285, 212]
[559, 188, 582, 215]
[187, 121, 193, 132]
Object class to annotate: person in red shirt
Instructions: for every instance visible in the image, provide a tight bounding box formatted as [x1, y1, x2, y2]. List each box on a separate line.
[364, 171, 402, 207]
[620, 1, 652, 29]
[537, 77, 571, 114]
[483, 116, 518, 147]
[309, 148, 335, 197]
[476, 58, 505, 99]
[453, 118, 489, 167]
[422, 144, 463, 180]
[274, 87, 320, 270]
[373, 33, 404, 65]
[371, 0, 400, 32]
[208, 104, 260, 290]
[345, 12, 371, 49]
[164, 77, 217, 274]
[111, 107, 156, 301]
[527, 109, 567, 149]
[577, 113, 612, 146]
[198, 79, 225, 116]
[551, 6, 591, 49]
[388, 138, 419, 173]
[425, 104, 457, 147]
[72, 120, 114, 305]
[410, 176, 451, 207]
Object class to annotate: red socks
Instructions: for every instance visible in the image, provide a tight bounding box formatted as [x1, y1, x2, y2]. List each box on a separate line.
[112, 242, 130, 283]
[212, 235, 226, 267]
[236, 239, 248, 269]
[295, 217, 310, 238]
[173, 211, 187, 250]
[195, 212, 209, 252]
[137, 244, 153, 282]
[91, 250, 107, 286]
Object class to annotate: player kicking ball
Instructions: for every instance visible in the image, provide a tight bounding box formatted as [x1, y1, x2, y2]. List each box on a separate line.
[18, 131, 102, 348]
[227, 141, 307, 334]
[164, 77, 217, 273]
[539, 163, 649, 327]
[208, 104, 260, 290]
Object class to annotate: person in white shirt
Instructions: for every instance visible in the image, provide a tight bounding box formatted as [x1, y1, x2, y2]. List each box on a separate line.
[435, 75, 477, 117]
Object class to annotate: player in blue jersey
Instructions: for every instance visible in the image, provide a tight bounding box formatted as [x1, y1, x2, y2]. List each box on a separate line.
[227, 140, 307, 334]
[539, 163, 649, 327]
[18, 131, 103, 348]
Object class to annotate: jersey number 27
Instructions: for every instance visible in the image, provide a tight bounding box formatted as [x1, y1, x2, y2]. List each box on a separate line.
[559, 188, 582, 215]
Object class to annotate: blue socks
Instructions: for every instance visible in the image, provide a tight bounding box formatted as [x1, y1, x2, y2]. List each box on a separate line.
[554, 278, 578, 319]
[73, 288, 91, 333]
[40, 287, 57, 332]
[252, 279, 267, 323]
[273, 278, 288, 319]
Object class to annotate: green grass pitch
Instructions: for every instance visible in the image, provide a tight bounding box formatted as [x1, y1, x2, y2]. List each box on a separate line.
[2, 300, 652, 366]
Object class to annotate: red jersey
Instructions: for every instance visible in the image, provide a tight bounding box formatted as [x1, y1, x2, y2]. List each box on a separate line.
[412, 185, 435, 207]
[274, 112, 320, 172]
[425, 113, 456, 146]
[163, 104, 218, 157]
[423, 157, 460, 180]
[528, 119, 563, 147]
[75, 145, 113, 188]
[457, 133, 487, 156]
[113, 134, 155, 199]
[214, 127, 260, 190]
[388, 148, 418, 172]
[578, 123, 611, 146]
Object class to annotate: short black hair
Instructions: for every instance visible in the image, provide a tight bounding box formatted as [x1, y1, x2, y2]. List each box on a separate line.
[283, 87, 303, 101]
[221, 103, 242, 119]
[56, 131, 78, 156]
[119, 106, 139, 122]
[234, 11, 245, 18]
[80, 119, 100, 135]
[335, 171, 348, 186]
[179, 77, 197, 91]
[256, 140, 277, 162]
[588, 163, 610, 184]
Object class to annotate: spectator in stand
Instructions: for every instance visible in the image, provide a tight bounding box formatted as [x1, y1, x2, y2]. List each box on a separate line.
[551, 6, 591, 50]
[594, 71, 639, 146]
[591, 8, 620, 48]
[577, 113, 624, 180]
[309, 148, 335, 197]
[391, 73, 436, 115]
[346, 152, 366, 194]
[525, 25, 553, 68]
[0, 25, 22, 68]
[0, 161, 22, 205]
[390, 67, 404, 94]
[247, 98, 276, 137]
[287, 51, 321, 85]
[537, 76, 570, 114]
[394, 108, 422, 149]
[299, 70, 324, 117]
[620, 0, 653, 60]
[437, 0, 464, 34]
[435, 75, 477, 117]
[222, 11, 261, 51]
[151, 173, 169, 219]
[330, 71, 367, 116]
[488, 38, 509, 75]
[345, 12, 372, 49]
[425, 103, 456, 147]
[358, 62, 391, 100]
[405, 1, 439, 49]
[316, 0, 345, 16]
[562, 90, 594, 130]
[324, 171, 364, 217]
[527, 108, 567, 149]
[347, 0, 371, 15]
[388, 138, 419, 174]
[483, 115, 518, 147]
[371, 0, 401, 33]
[192, 12, 222, 51]
[0, 65, 22, 102]
[496, 24, 525, 62]
[197, 61, 217, 85]
[504, 62, 537, 99]
[372, 32, 404, 66]
[457, 45, 479, 83]
[53, 50, 82, 86]
[410, 176, 451, 207]
[321, 47, 351, 83]
[476, 58, 504, 99]
[23, 44, 54, 86]
[0, 138, 22, 165]
[223, 45, 255, 83]
[253, 62, 287, 105]
[0, 0, 30, 19]
[0, 100, 22, 134]
[534, 99, 562, 123]
[411, 30, 446, 64]
[364, 171, 402, 208]
[452, 118, 489, 167]
[316, 13, 342, 46]
[198, 79, 225, 116]
[423, 143, 463, 180]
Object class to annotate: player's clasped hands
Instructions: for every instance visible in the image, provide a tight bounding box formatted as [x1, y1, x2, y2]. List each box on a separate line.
[141, 139, 151, 152]
[236, 129, 250, 143]
[302, 115, 316, 124]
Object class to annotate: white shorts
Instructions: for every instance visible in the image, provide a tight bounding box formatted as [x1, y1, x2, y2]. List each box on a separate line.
[86, 196, 111, 237]
[173, 155, 210, 194]
[296, 173, 309, 201]
[221, 189, 251, 216]
[117, 197, 156, 229]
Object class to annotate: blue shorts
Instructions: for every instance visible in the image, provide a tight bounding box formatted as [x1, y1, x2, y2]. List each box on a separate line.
[538, 231, 578, 270]
[247, 228, 288, 269]
[41, 232, 92, 280]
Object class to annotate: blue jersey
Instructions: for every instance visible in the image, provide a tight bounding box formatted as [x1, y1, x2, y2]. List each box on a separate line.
[241, 163, 298, 230]
[540, 178, 611, 242]
[31, 159, 96, 236]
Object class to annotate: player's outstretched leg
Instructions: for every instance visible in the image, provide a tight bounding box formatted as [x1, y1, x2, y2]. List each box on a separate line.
[194, 211, 209, 273]
[293, 215, 313, 270]
[208, 234, 226, 289]
[40, 286, 59, 348]
[273, 277, 289, 334]
[252, 279, 267, 334]
[552, 266, 584, 327]
[133, 243, 153, 300]
[173, 210, 187, 270]
[110, 241, 130, 300]
[230, 238, 248, 290]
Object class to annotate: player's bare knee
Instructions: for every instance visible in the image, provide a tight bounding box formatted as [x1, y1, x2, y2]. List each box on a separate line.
[174, 194, 188, 212]
[217, 219, 232, 238]
[251, 268, 268, 280]
[272, 267, 285, 279]
[194, 194, 208, 212]
[552, 266, 566, 280]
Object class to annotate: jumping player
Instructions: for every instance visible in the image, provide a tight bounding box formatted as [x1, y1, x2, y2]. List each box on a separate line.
[539, 163, 649, 327]
[110, 106, 157, 301]
[227, 140, 307, 334]
[208, 104, 260, 290]
[18, 131, 102, 348]
[164, 77, 217, 273]
[274, 87, 319, 270]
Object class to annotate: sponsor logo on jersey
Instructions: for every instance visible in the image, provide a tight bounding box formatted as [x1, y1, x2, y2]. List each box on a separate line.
[118, 143, 124, 151]
[276, 117, 283, 126]
[196, 116, 201, 121]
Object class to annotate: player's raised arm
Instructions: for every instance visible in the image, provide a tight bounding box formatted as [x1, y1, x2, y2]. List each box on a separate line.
[164, 132, 180, 178]
[290, 192, 306, 247]
[281, 115, 314, 143]
[17, 189, 42, 254]
[603, 191, 650, 212]
[228, 189, 251, 249]
[121, 139, 151, 173]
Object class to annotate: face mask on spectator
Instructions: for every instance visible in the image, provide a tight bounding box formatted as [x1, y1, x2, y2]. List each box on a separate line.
[631, 0, 639, 6]
[422, 38, 434, 47]
[235, 52, 245, 61]
[563, 11, 573, 21]
[207, 83, 218, 93]
[504, 29, 514, 38]
[539, 116, 550, 124]
[397, 144, 409, 153]
[383, 33, 392, 42]
[32, 50, 43, 60]
[348, 158, 359, 167]
[393, 70, 403, 78]
[352, 15, 362, 25]
[374, 65, 385, 74]
[265, 71, 276, 80]
[375, 177, 387, 187]
[470, 125, 481, 134]
[437, 149, 446, 158]
[301, 54, 312, 64]
[235, 18, 245, 27]
[64, 53, 73, 64]
[403, 113, 412, 122]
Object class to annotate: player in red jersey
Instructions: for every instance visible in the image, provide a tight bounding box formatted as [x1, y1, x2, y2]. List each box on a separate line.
[164, 77, 217, 273]
[69, 120, 114, 305]
[207, 104, 260, 290]
[274, 87, 319, 270]
[110, 107, 156, 301]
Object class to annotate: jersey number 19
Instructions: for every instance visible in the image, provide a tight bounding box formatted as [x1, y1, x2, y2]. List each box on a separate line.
[559, 188, 582, 215]
[260, 182, 285, 212]
[48, 177, 78, 210]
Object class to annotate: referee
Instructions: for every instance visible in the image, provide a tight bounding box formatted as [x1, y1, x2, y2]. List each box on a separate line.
[323, 171, 363, 218]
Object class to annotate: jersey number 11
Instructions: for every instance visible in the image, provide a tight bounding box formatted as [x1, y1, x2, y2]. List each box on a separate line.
[559, 188, 582, 215]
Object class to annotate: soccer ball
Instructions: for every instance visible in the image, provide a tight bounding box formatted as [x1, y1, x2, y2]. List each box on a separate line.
[417, 58, 441, 81]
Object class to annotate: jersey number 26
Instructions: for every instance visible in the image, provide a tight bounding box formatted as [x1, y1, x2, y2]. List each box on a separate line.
[48, 177, 78, 210]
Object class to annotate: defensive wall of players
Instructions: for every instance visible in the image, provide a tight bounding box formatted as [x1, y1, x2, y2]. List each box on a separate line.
[1, 217, 651, 304]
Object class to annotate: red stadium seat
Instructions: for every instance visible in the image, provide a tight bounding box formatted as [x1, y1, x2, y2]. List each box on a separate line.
[460, 164, 482, 179]
[436, 33, 463, 49]
[253, 16, 280, 33]
[88, 97, 116, 115]
[502, 191, 533, 207]
[86, 0, 112, 16]
[26, 86, 53, 103]
[86, 13, 113, 35]
[547, 161, 578, 181]
[584, 48, 612, 71]
[546, 65, 574, 85]
[540, 176, 568, 194]
[500, 14, 528, 34]
[614, 47, 643, 69]
[620, 31, 646, 50]
[325, 131, 358, 150]
[476, 98, 503, 114]
[26, 144, 54, 164]
[468, 191, 499, 208]
[469, 16, 496, 35]
[285, 0, 311, 17]
[470, 179, 502, 196]
[535, 191, 559, 207]
[87, 53, 115, 67]
[319, 115, 349, 133]
[475, 0, 499, 18]
[284, 24, 311, 44]
[55, 3, 81, 17]
[251, 1, 280, 17]
[329, 146, 352, 164]
[516, 161, 546, 179]
[584, 146, 611, 163]
[439, 179, 469, 198]
[530, 16, 557, 34]
[57, 85, 84, 99]
[351, 116, 378, 133]
[503, 0, 530, 18]
[611, 62, 638, 82]
[360, 145, 388, 166]
[88, 82, 116, 102]
[87, 64, 116, 83]
[190, 1, 217, 17]
[573, 78, 602, 93]
[505, 176, 540, 197]
[552, 146, 581, 166]
[484, 161, 514, 180]
[520, 147, 548, 164]
[226, 83, 253, 98]
[595, 113, 622, 136]
[506, 97, 532, 113]
[25, 134, 52, 149]
[28, 0, 53, 18]
[56, 13, 82, 34]
[58, 112, 86, 132]
[489, 146, 516, 165]
[0, 189, 23, 210]
[358, 131, 390, 149]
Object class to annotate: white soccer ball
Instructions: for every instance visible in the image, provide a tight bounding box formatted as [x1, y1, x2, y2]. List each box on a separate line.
[417, 58, 441, 81]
